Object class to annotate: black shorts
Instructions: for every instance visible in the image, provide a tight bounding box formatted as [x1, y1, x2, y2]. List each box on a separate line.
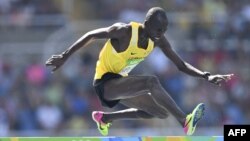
[93, 72, 123, 108]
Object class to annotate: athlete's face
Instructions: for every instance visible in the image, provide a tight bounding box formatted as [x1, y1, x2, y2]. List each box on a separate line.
[145, 16, 168, 41]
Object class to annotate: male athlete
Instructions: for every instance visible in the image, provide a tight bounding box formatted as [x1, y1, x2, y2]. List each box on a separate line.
[46, 7, 233, 136]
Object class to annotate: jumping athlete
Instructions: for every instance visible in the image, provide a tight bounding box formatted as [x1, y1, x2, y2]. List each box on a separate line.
[46, 7, 233, 136]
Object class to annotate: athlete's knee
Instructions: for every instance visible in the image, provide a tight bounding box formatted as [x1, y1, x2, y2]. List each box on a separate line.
[146, 75, 160, 89]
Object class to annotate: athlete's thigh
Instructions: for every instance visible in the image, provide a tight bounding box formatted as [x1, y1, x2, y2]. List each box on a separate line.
[103, 75, 153, 100]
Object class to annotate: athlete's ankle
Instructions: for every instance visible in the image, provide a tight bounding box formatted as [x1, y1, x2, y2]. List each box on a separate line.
[181, 117, 186, 127]
[176, 115, 186, 127]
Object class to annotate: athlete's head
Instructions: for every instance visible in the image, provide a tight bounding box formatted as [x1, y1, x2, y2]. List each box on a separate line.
[144, 7, 168, 41]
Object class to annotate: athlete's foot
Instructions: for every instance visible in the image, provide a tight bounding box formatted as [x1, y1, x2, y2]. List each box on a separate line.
[92, 111, 111, 136]
[183, 103, 205, 135]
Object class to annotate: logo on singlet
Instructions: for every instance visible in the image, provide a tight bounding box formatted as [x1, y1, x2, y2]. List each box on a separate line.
[119, 58, 144, 75]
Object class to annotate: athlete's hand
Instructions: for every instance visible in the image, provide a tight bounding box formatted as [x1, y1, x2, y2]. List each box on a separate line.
[207, 74, 234, 86]
[45, 54, 67, 72]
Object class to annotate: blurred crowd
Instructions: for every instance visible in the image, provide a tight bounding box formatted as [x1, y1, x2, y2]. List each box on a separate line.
[0, 0, 250, 136]
[0, 0, 61, 27]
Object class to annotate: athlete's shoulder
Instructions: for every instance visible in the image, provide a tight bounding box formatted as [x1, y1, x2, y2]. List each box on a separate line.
[112, 22, 142, 32]
[108, 22, 131, 37]
[110, 22, 130, 30]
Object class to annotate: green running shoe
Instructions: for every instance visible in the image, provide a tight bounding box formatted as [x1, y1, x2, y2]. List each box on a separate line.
[184, 103, 205, 135]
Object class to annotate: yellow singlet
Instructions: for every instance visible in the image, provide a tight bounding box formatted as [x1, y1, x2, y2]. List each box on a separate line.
[94, 22, 154, 80]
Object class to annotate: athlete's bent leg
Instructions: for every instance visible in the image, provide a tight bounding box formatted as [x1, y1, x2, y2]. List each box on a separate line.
[103, 75, 185, 125]
[92, 93, 167, 136]
[102, 75, 204, 135]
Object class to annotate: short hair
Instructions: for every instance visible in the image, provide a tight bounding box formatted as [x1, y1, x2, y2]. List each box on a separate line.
[145, 7, 167, 22]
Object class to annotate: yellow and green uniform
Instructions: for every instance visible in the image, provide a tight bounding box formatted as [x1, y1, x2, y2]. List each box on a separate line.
[94, 22, 154, 80]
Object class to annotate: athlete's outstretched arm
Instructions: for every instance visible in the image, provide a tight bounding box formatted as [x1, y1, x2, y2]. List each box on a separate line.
[156, 36, 233, 86]
[46, 23, 126, 72]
